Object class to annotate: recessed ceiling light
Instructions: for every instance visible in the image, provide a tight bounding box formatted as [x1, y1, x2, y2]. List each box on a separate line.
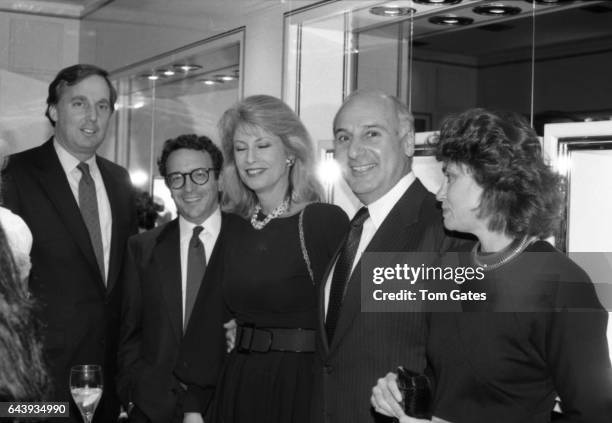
[160, 69, 175, 76]
[370, 6, 415, 17]
[413, 0, 462, 5]
[200, 79, 217, 86]
[173, 64, 202, 72]
[216, 74, 237, 82]
[474, 4, 522, 15]
[139, 72, 160, 81]
[429, 15, 474, 25]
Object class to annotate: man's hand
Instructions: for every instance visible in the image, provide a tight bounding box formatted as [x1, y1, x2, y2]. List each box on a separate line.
[371, 372, 431, 423]
[183, 412, 204, 423]
[224, 319, 237, 352]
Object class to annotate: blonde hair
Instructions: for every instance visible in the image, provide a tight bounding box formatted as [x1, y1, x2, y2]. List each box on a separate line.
[218, 95, 323, 217]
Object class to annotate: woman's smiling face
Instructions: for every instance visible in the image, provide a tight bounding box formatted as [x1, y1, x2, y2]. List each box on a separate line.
[232, 124, 291, 199]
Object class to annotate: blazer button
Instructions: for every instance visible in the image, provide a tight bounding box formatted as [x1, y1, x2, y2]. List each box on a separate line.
[324, 365, 333, 374]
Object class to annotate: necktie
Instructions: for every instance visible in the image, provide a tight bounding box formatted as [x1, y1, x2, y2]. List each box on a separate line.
[185, 226, 206, 330]
[77, 162, 105, 284]
[326, 207, 369, 343]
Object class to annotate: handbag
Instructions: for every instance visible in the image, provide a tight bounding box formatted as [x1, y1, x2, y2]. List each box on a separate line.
[396, 366, 432, 419]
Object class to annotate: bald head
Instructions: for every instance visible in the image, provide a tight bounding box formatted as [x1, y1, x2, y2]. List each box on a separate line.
[334, 90, 414, 137]
[332, 90, 415, 205]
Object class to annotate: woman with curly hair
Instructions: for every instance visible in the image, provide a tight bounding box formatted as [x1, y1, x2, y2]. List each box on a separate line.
[371, 108, 612, 422]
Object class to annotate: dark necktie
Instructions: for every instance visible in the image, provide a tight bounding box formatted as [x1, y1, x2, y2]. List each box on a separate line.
[326, 207, 369, 343]
[185, 225, 206, 330]
[77, 162, 105, 284]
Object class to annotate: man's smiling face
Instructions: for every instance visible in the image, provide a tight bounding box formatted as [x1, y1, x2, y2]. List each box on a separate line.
[333, 93, 413, 205]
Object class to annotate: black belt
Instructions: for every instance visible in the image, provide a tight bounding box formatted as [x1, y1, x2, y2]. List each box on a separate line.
[236, 324, 316, 353]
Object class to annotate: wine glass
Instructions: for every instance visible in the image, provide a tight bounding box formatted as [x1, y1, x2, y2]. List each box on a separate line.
[69, 364, 103, 423]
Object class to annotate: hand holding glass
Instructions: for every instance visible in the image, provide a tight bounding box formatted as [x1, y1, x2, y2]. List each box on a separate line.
[70, 364, 103, 423]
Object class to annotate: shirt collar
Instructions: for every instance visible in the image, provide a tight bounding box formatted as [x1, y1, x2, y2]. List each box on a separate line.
[362, 172, 415, 230]
[53, 138, 98, 175]
[179, 207, 222, 240]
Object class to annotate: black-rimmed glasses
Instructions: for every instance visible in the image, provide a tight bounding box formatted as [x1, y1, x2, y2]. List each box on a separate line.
[165, 168, 218, 190]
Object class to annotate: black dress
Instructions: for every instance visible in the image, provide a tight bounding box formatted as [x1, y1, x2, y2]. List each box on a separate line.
[428, 240, 612, 423]
[211, 203, 348, 423]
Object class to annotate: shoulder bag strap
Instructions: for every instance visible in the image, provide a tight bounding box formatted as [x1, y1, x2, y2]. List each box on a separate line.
[299, 206, 314, 284]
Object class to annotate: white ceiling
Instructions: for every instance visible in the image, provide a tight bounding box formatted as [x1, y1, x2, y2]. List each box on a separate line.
[0, 0, 295, 19]
[0, 0, 109, 18]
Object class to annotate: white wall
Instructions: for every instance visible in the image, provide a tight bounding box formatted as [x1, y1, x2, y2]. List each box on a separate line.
[0, 12, 80, 154]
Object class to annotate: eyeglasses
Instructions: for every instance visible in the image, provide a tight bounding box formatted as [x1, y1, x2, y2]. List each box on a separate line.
[165, 168, 218, 190]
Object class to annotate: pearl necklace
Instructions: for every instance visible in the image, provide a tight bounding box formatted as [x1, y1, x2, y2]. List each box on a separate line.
[250, 198, 290, 230]
[472, 235, 533, 272]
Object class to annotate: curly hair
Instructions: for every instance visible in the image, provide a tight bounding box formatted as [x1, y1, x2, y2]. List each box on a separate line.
[0, 224, 48, 401]
[157, 133, 223, 178]
[218, 95, 323, 218]
[434, 108, 564, 238]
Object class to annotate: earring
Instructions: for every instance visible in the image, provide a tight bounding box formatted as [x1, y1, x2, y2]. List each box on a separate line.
[286, 158, 295, 167]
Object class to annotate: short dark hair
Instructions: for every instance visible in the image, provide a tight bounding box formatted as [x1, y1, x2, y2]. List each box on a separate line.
[45, 64, 117, 126]
[434, 108, 564, 238]
[157, 134, 223, 178]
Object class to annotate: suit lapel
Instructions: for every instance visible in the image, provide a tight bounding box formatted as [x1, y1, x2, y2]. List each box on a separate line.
[32, 139, 105, 293]
[317, 243, 344, 355]
[154, 220, 183, 343]
[327, 180, 429, 354]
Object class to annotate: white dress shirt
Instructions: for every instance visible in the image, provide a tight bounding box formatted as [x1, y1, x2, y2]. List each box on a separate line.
[179, 208, 222, 326]
[54, 140, 112, 281]
[324, 172, 416, 317]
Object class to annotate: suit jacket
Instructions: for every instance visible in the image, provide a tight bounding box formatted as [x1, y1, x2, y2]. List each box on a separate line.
[311, 179, 461, 423]
[117, 214, 227, 423]
[174, 213, 240, 417]
[2, 139, 137, 423]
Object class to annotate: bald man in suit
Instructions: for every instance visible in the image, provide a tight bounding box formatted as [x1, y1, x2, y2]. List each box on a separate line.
[311, 91, 462, 423]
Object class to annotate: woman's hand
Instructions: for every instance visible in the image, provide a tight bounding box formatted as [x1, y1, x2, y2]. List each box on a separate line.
[371, 372, 432, 423]
[223, 319, 237, 352]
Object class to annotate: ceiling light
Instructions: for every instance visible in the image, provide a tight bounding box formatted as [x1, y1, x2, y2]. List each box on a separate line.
[369, 6, 415, 17]
[161, 69, 175, 76]
[139, 72, 160, 81]
[429, 15, 474, 25]
[216, 74, 237, 82]
[201, 79, 217, 86]
[173, 64, 202, 72]
[413, 0, 462, 5]
[474, 4, 521, 15]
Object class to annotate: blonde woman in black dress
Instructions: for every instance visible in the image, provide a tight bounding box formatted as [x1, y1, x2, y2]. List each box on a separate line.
[178, 95, 348, 423]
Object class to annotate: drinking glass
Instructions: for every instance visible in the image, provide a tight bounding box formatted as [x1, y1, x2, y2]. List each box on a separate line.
[69, 364, 103, 423]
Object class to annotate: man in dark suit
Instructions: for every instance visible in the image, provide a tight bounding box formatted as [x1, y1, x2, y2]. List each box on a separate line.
[311, 90, 459, 423]
[2, 64, 137, 422]
[117, 134, 226, 423]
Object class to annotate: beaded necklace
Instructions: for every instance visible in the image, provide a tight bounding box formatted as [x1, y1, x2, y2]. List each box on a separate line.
[250, 198, 290, 230]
